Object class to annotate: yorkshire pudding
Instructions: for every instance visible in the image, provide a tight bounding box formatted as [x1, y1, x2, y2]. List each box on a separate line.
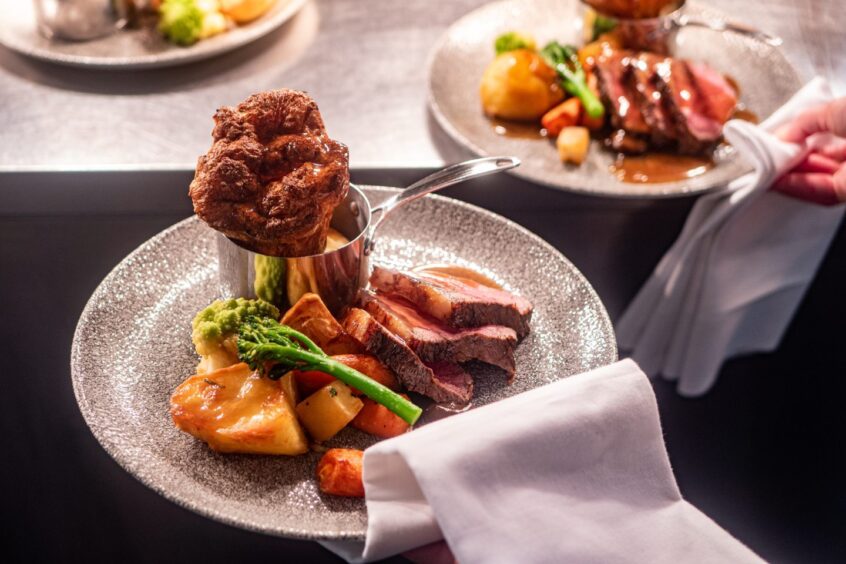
[189, 90, 349, 257]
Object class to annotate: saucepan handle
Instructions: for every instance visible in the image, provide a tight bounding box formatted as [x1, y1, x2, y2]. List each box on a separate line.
[673, 13, 782, 47]
[364, 156, 520, 256]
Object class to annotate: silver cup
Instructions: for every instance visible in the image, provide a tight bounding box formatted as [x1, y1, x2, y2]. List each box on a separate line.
[33, 0, 129, 41]
[216, 157, 520, 316]
[581, 0, 780, 55]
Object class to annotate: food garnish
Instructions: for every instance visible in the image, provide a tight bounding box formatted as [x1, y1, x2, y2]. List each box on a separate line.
[191, 297, 280, 373]
[494, 31, 537, 55]
[236, 316, 423, 425]
[539, 42, 605, 119]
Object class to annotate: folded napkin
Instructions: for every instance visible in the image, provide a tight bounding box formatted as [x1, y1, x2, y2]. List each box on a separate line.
[323, 359, 760, 563]
[616, 78, 843, 397]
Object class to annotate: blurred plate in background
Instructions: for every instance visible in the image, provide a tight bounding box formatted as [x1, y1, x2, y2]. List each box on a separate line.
[428, 0, 802, 198]
[0, 0, 306, 69]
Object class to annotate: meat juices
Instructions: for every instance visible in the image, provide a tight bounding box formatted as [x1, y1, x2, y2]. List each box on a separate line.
[189, 89, 349, 257]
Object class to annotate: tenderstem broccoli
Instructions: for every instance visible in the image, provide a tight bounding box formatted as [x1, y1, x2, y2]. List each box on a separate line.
[540, 41, 605, 119]
[238, 316, 422, 425]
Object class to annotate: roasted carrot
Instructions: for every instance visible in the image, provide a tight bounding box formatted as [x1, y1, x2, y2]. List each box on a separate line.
[331, 354, 400, 394]
[316, 448, 365, 497]
[541, 97, 582, 137]
[295, 355, 399, 401]
[351, 396, 411, 438]
[294, 370, 337, 397]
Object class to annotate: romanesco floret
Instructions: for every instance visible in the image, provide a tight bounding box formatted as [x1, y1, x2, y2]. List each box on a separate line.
[191, 298, 279, 372]
[159, 0, 204, 46]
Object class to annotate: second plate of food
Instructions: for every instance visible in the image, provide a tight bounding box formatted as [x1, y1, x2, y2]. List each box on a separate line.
[428, 0, 802, 197]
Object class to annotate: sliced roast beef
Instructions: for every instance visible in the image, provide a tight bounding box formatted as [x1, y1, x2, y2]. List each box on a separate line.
[629, 53, 676, 147]
[370, 267, 533, 339]
[426, 362, 474, 405]
[655, 58, 726, 154]
[341, 308, 473, 404]
[595, 50, 651, 145]
[686, 61, 738, 125]
[360, 291, 517, 375]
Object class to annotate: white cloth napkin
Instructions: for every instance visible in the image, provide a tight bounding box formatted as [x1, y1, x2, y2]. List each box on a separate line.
[323, 359, 760, 563]
[616, 78, 843, 397]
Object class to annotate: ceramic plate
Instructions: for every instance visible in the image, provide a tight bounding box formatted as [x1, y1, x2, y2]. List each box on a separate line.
[71, 186, 617, 540]
[0, 0, 306, 69]
[428, 0, 802, 198]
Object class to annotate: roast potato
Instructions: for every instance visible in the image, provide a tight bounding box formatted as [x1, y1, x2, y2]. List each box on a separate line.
[480, 49, 564, 121]
[296, 382, 363, 442]
[170, 363, 308, 455]
[281, 293, 363, 355]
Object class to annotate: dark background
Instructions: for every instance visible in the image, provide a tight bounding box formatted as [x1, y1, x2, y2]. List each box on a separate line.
[2, 169, 844, 563]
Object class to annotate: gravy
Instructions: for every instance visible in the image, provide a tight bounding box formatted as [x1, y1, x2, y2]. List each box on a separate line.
[412, 264, 503, 290]
[610, 153, 713, 183]
[490, 118, 547, 140]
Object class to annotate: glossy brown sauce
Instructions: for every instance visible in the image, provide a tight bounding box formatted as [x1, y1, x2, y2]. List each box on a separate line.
[732, 107, 759, 124]
[420, 401, 474, 425]
[610, 153, 713, 183]
[490, 118, 547, 140]
[412, 264, 503, 290]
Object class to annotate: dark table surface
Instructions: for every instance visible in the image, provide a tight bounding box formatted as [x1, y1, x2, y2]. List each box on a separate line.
[2, 169, 844, 563]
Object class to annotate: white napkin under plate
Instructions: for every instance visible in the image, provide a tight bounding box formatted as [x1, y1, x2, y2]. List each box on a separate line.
[323, 359, 760, 563]
[616, 78, 843, 397]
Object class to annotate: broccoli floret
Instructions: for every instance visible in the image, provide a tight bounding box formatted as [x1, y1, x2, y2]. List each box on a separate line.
[494, 32, 537, 55]
[191, 298, 279, 362]
[159, 0, 204, 46]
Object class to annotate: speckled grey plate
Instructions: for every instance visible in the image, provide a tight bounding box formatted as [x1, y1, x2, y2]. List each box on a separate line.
[71, 186, 616, 540]
[0, 0, 306, 69]
[428, 0, 802, 198]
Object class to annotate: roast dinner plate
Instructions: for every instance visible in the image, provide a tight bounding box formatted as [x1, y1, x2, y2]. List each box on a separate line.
[71, 186, 616, 540]
[0, 0, 306, 69]
[428, 0, 802, 198]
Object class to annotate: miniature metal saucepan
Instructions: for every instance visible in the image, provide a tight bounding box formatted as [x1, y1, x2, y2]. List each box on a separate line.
[217, 156, 520, 316]
[581, 0, 781, 55]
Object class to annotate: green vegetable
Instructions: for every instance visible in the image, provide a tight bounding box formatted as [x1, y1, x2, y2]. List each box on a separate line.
[253, 255, 288, 309]
[192, 298, 279, 357]
[494, 31, 537, 55]
[238, 316, 422, 425]
[158, 0, 204, 46]
[592, 15, 618, 41]
[540, 41, 605, 119]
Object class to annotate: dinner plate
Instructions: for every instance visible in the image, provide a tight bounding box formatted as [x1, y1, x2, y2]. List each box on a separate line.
[71, 186, 616, 540]
[0, 0, 306, 69]
[428, 0, 802, 198]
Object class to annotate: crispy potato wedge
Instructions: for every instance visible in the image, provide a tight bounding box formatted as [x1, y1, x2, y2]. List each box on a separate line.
[281, 293, 363, 355]
[316, 448, 365, 497]
[170, 363, 308, 455]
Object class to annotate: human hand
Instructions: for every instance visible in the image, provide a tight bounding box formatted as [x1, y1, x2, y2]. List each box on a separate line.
[773, 97, 846, 205]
